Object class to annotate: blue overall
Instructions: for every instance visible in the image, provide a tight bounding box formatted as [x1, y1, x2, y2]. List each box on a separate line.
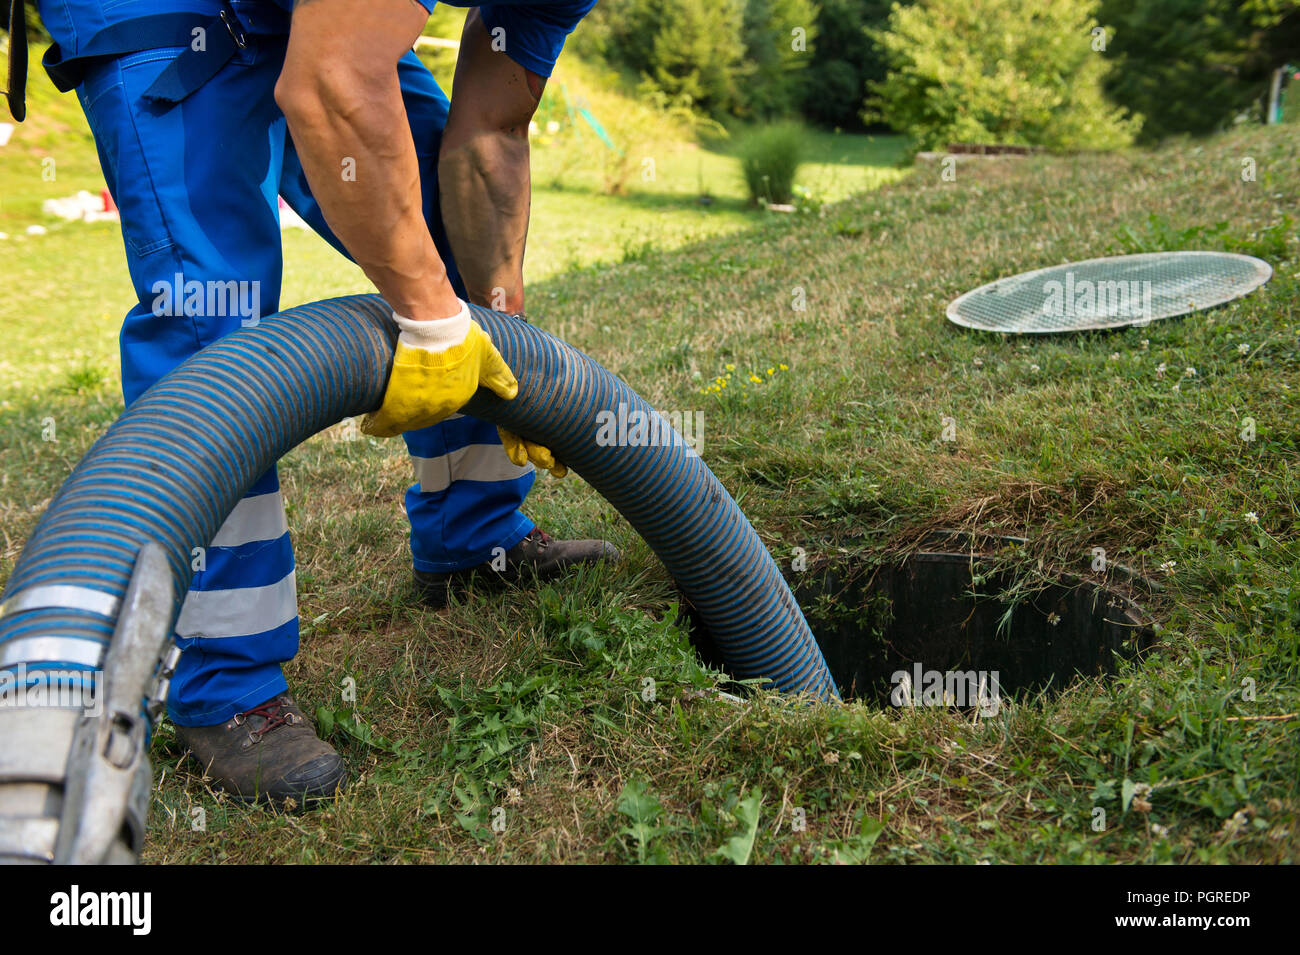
[37, 0, 596, 726]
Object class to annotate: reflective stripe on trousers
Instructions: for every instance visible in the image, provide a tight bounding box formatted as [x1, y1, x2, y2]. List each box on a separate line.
[75, 37, 534, 725]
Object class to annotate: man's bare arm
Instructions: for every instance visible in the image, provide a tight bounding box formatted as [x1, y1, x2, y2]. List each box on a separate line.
[276, 0, 462, 321]
[438, 8, 544, 314]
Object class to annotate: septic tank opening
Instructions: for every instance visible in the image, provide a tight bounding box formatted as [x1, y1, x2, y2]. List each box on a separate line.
[684, 536, 1157, 704]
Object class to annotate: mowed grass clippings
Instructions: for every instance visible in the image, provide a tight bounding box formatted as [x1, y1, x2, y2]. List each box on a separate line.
[1, 53, 1297, 861]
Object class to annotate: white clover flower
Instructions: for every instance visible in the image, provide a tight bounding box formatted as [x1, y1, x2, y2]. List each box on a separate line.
[1155, 362, 1167, 378]
[1184, 366, 1197, 378]
[1030, 364, 1040, 373]
[1238, 343, 1250, 355]
[1140, 339, 1149, 350]
[1160, 560, 1177, 574]
[1110, 352, 1121, 361]
[1221, 809, 1250, 837]
[1244, 511, 1259, 524]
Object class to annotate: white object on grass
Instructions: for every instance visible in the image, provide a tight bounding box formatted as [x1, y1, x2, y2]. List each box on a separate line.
[41, 190, 119, 222]
[277, 197, 309, 230]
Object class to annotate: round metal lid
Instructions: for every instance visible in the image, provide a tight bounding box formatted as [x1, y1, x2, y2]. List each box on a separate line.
[946, 251, 1273, 334]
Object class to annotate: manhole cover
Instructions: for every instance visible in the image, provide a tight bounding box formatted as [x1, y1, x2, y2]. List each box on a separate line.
[947, 251, 1272, 334]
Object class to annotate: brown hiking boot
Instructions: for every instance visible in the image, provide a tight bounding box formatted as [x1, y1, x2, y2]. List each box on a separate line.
[414, 527, 619, 608]
[175, 694, 347, 806]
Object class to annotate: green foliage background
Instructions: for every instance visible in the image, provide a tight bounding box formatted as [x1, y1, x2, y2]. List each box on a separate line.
[800, 0, 896, 129]
[579, 0, 820, 117]
[1098, 0, 1300, 143]
[577, 0, 1298, 149]
[13, 0, 1299, 144]
[865, 0, 1141, 152]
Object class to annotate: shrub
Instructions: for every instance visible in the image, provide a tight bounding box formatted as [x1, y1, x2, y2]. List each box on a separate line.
[738, 122, 807, 205]
[865, 0, 1142, 152]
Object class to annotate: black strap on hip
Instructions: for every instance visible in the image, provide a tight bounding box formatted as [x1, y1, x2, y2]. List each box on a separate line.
[42, 9, 240, 105]
[140, 6, 248, 104]
[3, 0, 27, 122]
[7, 0, 286, 119]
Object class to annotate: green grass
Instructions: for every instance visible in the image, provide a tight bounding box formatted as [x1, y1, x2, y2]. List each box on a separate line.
[2, 45, 1298, 863]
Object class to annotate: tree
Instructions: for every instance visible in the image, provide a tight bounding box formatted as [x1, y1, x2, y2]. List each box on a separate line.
[741, 0, 821, 118]
[584, 0, 661, 82]
[583, 0, 820, 118]
[1098, 0, 1300, 142]
[866, 0, 1141, 151]
[802, 0, 897, 129]
[588, 0, 750, 116]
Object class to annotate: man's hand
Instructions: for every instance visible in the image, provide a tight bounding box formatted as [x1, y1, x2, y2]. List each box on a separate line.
[499, 429, 568, 478]
[361, 304, 518, 437]
[281, 1, 562, 468]
[276, 0, 461, 323]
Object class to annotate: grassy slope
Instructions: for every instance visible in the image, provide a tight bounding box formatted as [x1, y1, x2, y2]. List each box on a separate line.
[1, 47, 1297, 862]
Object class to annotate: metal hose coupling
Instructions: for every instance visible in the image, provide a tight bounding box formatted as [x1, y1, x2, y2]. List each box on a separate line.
[0, 543, 178, 864]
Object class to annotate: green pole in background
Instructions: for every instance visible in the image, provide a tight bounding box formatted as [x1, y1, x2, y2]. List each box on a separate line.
[1267, 64, 1292, 124]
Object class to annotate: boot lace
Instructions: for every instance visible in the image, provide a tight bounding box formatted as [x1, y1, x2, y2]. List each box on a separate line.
[235, 697, 298, 743]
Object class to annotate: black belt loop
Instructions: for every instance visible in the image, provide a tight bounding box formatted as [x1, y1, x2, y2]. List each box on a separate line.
[3, 0, 28, 122]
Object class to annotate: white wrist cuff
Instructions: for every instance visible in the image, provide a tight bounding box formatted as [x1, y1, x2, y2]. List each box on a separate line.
[392, 301, 472, 352]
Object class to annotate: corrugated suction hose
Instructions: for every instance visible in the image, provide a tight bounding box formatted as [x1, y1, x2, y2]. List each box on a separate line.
[0, 295, 837, 861]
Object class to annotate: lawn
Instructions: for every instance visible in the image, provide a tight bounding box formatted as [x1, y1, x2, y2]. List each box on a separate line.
[1, 44, 1297, 863]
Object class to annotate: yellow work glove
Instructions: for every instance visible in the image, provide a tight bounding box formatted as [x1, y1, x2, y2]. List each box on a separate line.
[361, 303, 518, 438]
[499, 428, 568, 478]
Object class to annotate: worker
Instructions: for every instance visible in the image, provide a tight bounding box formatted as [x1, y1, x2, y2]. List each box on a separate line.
[13, 0, 611, 805]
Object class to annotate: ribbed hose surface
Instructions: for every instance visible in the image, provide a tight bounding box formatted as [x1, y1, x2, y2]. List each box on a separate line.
[0, 294, 836, 700]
